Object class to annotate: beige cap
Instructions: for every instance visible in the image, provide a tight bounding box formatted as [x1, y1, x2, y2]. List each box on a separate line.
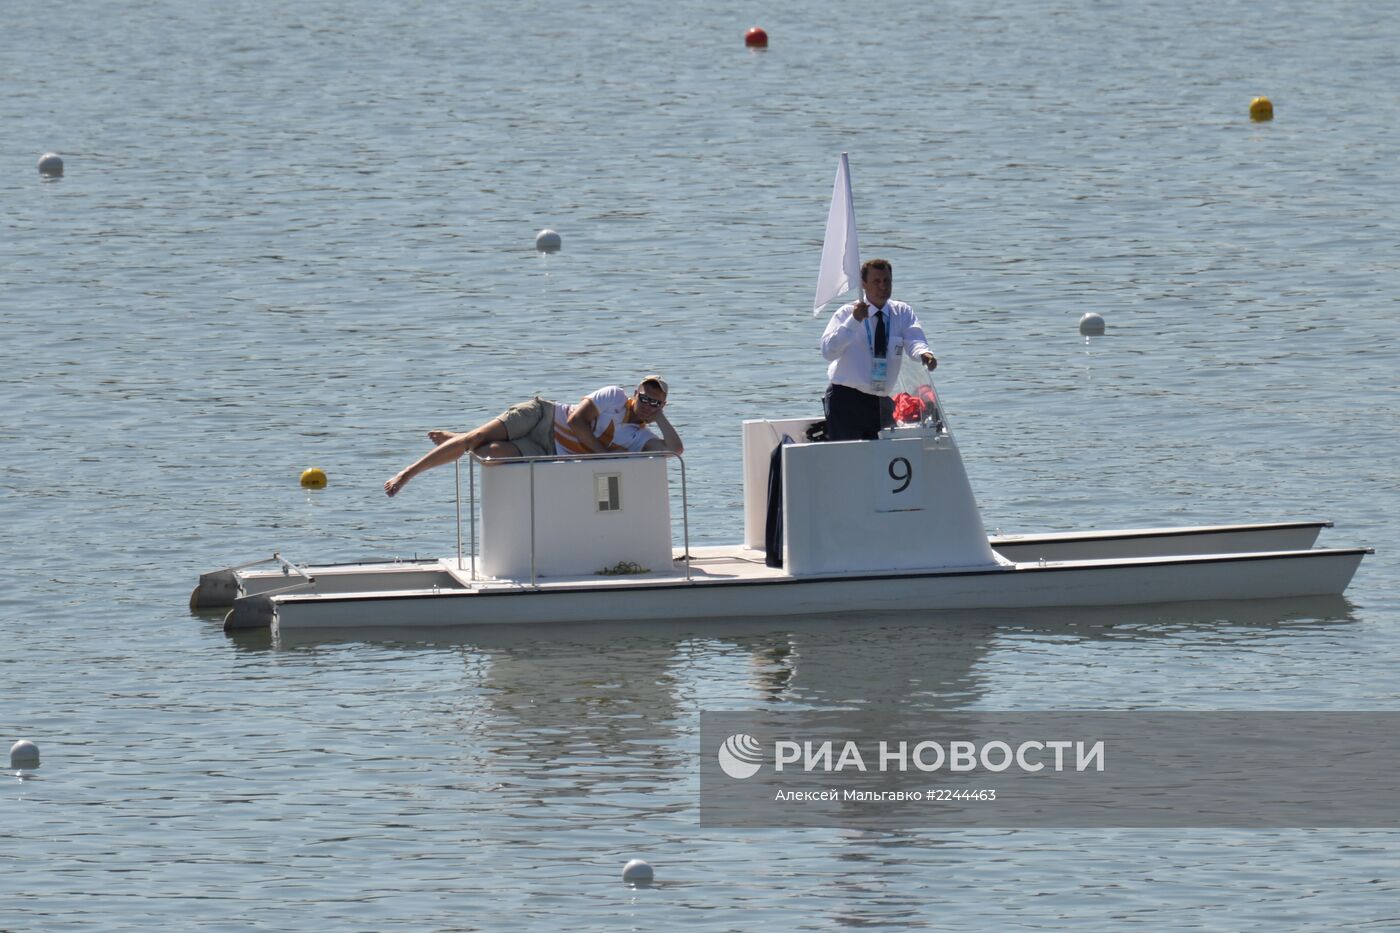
[640, 374, 668, 394]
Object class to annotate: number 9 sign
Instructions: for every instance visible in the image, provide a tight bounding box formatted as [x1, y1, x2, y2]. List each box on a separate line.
[875, 440, 926, 512]
[888, 456, 912, 494]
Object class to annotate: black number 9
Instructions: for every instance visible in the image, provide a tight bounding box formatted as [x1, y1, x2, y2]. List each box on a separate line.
[888, 457, 912, 494]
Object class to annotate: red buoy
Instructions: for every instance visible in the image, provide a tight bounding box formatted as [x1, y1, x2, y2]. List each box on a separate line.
[745, 26, 768, 48]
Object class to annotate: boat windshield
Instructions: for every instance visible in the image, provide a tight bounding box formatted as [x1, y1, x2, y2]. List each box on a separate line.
[887, 364, 946, 433]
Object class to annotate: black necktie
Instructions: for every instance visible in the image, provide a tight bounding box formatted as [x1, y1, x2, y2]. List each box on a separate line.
[873, 310, 887, 357]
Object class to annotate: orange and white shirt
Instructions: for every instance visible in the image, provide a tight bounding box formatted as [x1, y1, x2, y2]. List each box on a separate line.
[552, 385, 657, 454]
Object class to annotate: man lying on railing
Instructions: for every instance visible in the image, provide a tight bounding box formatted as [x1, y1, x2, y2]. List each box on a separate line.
[383, 376, 682, 498]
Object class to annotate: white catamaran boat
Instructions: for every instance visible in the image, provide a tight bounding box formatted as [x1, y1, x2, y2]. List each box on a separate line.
[195, 379, 1369, 632]
[193, 155, 1369, 631]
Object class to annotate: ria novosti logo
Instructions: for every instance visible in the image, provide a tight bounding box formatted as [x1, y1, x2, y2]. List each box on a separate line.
[716, 734, 1107, 780]
[717, 733, 764, 779]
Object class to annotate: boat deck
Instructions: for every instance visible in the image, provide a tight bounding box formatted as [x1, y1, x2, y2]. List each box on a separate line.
[450, 545, 791, 590]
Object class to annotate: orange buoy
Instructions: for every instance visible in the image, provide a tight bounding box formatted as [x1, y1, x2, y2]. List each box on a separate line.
[1249, 96, 1274, 122]
[745, 26, 768, 48]
[300, 467, 328, 489]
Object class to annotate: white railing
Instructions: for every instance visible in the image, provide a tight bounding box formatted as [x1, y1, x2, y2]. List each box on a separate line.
[452, 448, 690, 587]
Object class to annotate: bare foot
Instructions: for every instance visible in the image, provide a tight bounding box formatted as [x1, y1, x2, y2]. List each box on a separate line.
[427, 430, 461, 446]
[384, 472, 409, 497]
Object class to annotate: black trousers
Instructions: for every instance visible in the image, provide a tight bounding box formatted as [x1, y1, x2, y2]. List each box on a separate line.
[823, 384, 894, 441]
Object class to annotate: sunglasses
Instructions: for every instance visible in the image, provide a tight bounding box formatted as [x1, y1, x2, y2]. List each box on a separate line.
[637, 393, 666, 407]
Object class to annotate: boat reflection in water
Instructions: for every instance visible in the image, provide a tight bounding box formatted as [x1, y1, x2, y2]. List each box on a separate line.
[211, 596, 1353, 818]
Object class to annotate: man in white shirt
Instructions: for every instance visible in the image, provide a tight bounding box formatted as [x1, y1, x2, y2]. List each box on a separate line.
[384, 376, 682, 497]
[819, 258, 937, 441]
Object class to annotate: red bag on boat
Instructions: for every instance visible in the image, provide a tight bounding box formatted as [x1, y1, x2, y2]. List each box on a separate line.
[892, 392, 925, 424]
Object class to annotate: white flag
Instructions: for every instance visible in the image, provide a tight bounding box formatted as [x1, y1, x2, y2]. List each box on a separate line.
[813, 152, 861, 315]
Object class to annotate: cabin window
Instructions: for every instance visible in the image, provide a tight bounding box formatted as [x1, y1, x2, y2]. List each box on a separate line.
[595, 473, 622, 512]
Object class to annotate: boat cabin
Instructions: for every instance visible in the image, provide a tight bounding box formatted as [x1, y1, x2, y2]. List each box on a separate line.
[467, 376, 999, 581]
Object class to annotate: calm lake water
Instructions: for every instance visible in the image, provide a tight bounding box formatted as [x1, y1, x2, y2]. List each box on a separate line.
[5, 0, 1400, 929]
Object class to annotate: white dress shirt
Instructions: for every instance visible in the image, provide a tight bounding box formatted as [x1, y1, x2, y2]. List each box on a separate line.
[820, 299, 932, 395]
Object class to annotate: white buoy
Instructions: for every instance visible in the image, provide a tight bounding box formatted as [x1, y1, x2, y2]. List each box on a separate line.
[10, 739, 40, 768]
[37, 153, 64, 177]
[535, 228, 562, 253]
[621, 858, 654, 884]
[1078, 312, 1106, 336]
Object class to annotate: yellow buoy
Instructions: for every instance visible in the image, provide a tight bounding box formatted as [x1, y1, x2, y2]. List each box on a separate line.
[1249, 96, 1274, 122]
[300, 467, 328, 489]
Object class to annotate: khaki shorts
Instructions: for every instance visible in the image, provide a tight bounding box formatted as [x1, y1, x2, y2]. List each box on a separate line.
[495, 397, 557, 457]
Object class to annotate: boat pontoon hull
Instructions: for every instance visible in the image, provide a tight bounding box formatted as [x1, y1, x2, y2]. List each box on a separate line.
[206, 538, 1367, 631]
